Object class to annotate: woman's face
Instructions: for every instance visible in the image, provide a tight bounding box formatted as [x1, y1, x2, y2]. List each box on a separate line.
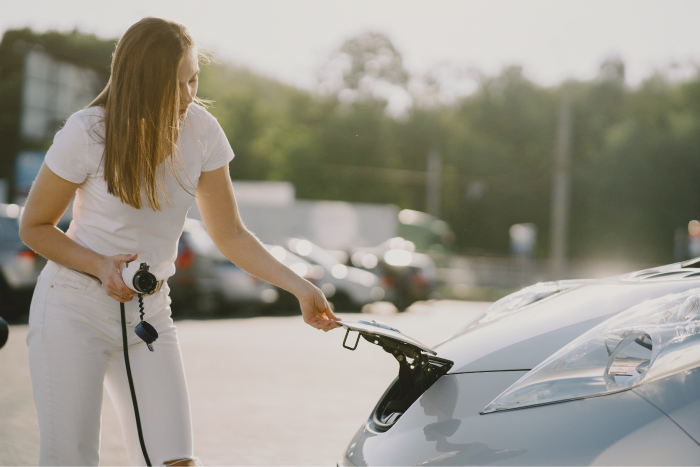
[178, 48, 199, 122]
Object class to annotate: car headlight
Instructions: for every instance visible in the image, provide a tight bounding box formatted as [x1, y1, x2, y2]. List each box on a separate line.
[482, 288, 700, 414]
[461, 280, 589, 333]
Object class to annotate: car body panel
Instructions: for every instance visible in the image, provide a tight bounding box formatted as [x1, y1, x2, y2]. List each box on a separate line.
[437, 280, 700, 373]
[341, 265, 700, 466]
[634, 365, 700, 443]
[344, 371, 700, 466]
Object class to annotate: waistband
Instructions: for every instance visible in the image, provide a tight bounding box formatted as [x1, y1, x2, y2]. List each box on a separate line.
[45, 261, 165, 296]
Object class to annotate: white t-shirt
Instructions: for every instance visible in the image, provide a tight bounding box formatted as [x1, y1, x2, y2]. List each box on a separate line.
[44, 104, 235, 280]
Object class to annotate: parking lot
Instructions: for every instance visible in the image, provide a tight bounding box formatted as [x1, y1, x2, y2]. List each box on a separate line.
[0, 300, 488, 466]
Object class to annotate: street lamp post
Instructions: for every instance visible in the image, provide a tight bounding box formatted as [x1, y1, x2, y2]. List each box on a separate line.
[550, 93, 573, 278]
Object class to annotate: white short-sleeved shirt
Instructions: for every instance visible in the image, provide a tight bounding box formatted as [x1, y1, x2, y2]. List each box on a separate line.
[44, 104, 235, 280]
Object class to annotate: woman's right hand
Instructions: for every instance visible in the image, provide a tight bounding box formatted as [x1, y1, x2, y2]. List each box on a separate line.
[95, 253, 139, 303]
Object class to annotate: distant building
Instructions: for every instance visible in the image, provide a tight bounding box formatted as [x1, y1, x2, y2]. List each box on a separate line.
[21, 48, 102, 142]
[0, 29, 113, 203]
[189, 181, 399, 250]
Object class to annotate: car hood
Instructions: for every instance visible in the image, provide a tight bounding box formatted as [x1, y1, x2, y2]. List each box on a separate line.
[435, 278, 700, 373]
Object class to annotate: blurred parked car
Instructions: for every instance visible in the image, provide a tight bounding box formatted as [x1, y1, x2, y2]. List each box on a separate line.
[0, 315, 7, 349]
[170, 219, 278, 315]
[0, 203, 44, 318]
[263, 243, 319, 313]
[349, 237, 438, 310]
[338, 259, 700, 466]
[1, 205, 280, 319]
[283, 238, 383, 311]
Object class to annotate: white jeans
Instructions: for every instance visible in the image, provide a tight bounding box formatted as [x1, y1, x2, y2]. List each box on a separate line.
[27, 261, 196, 466]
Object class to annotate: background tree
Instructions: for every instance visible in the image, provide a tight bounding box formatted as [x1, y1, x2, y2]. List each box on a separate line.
[317, 31, 409, 104]
[5, 27, 700, 264]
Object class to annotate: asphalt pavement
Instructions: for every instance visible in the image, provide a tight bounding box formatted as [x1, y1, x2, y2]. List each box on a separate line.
[0, 300, 489, 466]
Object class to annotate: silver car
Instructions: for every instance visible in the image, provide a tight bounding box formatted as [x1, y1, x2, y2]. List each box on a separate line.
[283, 239, 383, 311]
[338, 259, 700, 465]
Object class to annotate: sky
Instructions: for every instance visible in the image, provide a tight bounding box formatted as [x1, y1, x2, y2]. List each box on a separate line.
[3, 0, 700, 94]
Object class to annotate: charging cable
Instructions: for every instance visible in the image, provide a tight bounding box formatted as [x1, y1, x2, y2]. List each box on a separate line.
[120, 261, 159, 466]
[121, 299, 152, 466]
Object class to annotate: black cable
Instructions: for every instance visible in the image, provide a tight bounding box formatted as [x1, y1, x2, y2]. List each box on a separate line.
[138, 294, 145, 321]
[120, 302, 152, 466]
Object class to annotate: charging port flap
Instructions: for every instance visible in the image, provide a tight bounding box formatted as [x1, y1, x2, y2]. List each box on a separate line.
[339, 319, 436, 354]
[338, 320, 454, 431]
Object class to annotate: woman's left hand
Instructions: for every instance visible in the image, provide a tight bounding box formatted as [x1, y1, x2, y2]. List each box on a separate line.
[298, 284, 341, 332]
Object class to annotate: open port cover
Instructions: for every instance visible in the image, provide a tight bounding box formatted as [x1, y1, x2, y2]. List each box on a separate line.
[338, 320, 454, 431]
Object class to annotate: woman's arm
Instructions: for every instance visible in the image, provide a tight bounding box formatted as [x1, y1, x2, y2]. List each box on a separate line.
[19, 163, 139, 303]
[195, 165, 340, 331]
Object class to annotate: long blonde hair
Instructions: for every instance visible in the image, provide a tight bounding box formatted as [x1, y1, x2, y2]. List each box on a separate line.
[90, 17, 199, 210]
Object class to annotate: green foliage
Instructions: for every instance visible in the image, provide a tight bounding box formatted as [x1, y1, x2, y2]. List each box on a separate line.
[443, 67, 557, 255]
[0, 28, 114, 77]
[318, 31, 409, 96]
[4, 28, 700, 264]
[200, 48, 700, 263]
[569, 71, 700, 262]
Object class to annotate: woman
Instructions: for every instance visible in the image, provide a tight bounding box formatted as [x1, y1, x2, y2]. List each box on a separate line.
[20, 17, 339, 466]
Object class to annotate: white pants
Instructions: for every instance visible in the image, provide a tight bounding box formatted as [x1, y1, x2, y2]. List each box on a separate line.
[27, 261, 196, 466]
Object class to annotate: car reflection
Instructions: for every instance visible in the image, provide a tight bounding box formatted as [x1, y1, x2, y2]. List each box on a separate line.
[419, 377, 526, 466]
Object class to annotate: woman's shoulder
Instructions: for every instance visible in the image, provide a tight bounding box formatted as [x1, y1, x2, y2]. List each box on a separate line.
[185, 104, 221, 131]
[66, 106, 105, 126]
[65, 106, 105, 143]
[46, 107, 105, 182]
[61, 107, 105, 140]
